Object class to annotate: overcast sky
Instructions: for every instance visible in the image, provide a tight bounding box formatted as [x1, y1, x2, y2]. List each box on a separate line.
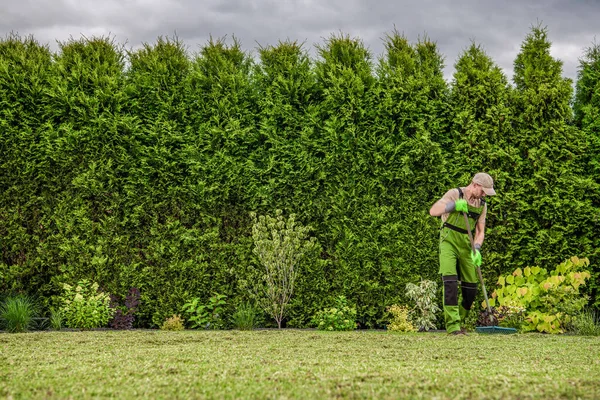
[1, 0, 598, 83]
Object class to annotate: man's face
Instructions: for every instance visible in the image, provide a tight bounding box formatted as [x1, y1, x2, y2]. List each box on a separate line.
[475, 184, 486, 198]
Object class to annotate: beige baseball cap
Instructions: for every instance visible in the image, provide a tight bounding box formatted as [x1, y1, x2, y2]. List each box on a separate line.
[472, 172, 496, 196]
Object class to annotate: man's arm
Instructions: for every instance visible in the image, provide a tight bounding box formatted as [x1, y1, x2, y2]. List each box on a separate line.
[429, 198, 448, 217]
[473, 204, 487, 249]
[429, 189, 459, 217]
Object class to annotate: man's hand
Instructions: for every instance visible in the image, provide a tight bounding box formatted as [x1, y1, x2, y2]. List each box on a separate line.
[471, 249, 482, 267]
[455, 199, 468, 213]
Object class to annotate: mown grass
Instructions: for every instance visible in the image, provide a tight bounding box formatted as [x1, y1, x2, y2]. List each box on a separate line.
[1, 330, 599, 399]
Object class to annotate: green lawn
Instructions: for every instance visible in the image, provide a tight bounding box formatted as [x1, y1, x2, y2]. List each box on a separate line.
[1, 330, 599, 399]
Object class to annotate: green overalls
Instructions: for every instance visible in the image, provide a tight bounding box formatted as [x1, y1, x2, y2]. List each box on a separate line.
[439, 188, 484, 334]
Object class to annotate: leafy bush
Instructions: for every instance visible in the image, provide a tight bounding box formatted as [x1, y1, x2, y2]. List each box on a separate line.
[58, 280, 114, 329]
[0, 295, 38, 333]
[405, 280, 441, 331]
[251, 210, 318, 329]
[488, 256, 591, 333]
[181, 293, 227, 330]
[109, 288, 141, 330]
[386, 304, 416, 332]
[161, 314, 185, 331]
[231, 302, 260, 330]
[312, 296, 357, 331]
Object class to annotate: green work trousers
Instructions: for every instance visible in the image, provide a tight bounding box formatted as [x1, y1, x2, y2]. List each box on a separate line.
[439, 227, 478, 334]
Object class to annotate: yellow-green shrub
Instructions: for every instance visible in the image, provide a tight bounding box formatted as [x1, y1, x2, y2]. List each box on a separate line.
[387, 305, 416, 332]
[161, 314, 185, 331]
[488, 256, 591, 333]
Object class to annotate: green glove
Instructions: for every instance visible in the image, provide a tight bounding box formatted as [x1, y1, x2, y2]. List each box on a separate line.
[455, 199, 468, 213]
[471, 249, 482, 267]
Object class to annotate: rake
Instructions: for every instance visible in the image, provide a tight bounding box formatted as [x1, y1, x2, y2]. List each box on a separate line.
[462, 212, 517, 334]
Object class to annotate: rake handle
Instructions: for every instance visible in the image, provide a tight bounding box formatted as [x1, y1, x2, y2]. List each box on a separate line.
[462, 212, 492, 314]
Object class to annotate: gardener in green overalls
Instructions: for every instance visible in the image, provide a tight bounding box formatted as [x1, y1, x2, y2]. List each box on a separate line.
[429, 172, 496, 335]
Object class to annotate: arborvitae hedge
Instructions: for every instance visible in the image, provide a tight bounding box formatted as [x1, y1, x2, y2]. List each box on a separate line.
[0, 35, 54, 295]
[1, 26, 599, 327]
[574, 41, 600, 306]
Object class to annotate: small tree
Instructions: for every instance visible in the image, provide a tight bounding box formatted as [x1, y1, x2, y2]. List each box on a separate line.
[405, 279, 441, 331]
[250, 210, 317, 328]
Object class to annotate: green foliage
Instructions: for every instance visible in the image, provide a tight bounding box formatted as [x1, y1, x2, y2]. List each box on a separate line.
[488, 257, 591, 333]
[0, 295, 38, 333]
[181, 293, 227, 330]
[49, 307, 63, 331]
[386, 304, 416, 332]
[571, 308, 600, 336]
[574, 40, 600, 131]
[573, 40, 600, 307]
[312, 296, 357, 331]
[58, 280, 114, 329]
[250, 210, 318, 328]
[496, 306, 526, 331]
[160, 314, 185, 331]
[499, 25, 596, 272]
[1, 27, 600, 328]
[405, 280, 441, 331]
[476, 306, 526, 331]
[231, 302, 260, 330]
[448, 42, 513, 190]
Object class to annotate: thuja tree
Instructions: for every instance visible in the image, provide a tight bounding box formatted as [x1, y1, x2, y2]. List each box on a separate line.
[312, 33, 389, 327]
[1, 36, 131, 310]
[41, 37, 130, 291]
[368, 32, 448, 320]
[186, 35, 258, 220]
[121, 37, 215, 327]
[574, 41, 600, 134]
[0, 34, 53, 295]
[252, 41, 330, 326]
[252, 40, 319, 215]
[447, 43, 518, 279]
[573, 41, 600, 197]
[375, 32, 450, 147]
[178, 37, 260, 325]
[573, 41, 600, 306]
[448, 42, 513, 179]
[504, 26, 598, 275]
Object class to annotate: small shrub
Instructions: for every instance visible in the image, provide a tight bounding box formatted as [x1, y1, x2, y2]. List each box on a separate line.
[312, 296, 357, 331]
[58, 279, 114, 329]
[181, 293, 227, 330]
[109, 288, 141, 330]
[250, 210, 318, 329]
[49, 307, 63, 331]
[0, 295, 38, 333]
[387, 304, 416, 332]
[405, 280, 441, 331]
[161, 314, 185, 331]
[231, 302, 259, 330]
[571, 308, 600, 336]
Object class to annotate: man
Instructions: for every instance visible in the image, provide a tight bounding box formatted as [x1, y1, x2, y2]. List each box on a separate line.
[429, 172, 496, 335]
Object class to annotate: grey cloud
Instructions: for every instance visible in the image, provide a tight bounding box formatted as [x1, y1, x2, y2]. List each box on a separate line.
[1, 0, 598, 83]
